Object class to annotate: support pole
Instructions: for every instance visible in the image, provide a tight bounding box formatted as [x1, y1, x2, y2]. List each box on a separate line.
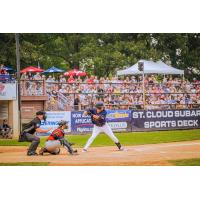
[142, 70, 145, 109]
[15, 33, 22, 132]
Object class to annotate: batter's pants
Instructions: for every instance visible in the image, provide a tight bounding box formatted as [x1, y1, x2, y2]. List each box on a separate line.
[84, 123, 119, 149]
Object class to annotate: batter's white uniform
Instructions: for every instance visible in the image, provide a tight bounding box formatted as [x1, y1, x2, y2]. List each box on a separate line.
[84, 122, 119, 149]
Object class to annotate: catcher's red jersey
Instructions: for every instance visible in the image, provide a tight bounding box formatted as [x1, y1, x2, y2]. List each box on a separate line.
[47, 128, 64, 141]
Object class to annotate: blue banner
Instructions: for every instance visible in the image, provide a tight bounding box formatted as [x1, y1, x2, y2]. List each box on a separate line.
[71, 110, 132, 133]
[71, 111, 93, 133]
[38, 111, 71, 136]
[132, 109, 200, 131]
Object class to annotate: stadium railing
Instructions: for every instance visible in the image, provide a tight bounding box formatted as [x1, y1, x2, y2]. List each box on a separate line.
[19, 80, 200, 111]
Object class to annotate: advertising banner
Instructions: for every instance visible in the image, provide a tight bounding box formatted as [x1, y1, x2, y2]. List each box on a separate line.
[35, 109, 200, 135]
[71, 110, 132, 133]
[106, 110, 132, 131]
[106, 110, 132, 122]
[40, 111, 71, 135]
[132, 109, 200, 131]
[71, 111, 93, 133]
[0, 82, 17, 100]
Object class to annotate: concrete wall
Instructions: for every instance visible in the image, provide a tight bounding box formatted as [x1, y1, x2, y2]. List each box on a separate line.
[8, 100, 20, 138]
[21, 101, 45, 124]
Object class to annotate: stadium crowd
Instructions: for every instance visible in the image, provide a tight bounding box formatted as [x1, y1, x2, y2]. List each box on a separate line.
[19, 72, 200, 111]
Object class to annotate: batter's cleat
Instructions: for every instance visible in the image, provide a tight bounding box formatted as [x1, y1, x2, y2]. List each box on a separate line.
[27, 152, 38, 156]
[82, 149, 87, 153]
[115, 142, 122, 150]
[119, 147, 125, 151]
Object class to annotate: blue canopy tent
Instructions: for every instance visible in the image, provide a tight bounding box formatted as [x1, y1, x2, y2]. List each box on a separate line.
[43, 66, 64, 73]
[43, 66, 64, 78]
[3, 66, 15, 71]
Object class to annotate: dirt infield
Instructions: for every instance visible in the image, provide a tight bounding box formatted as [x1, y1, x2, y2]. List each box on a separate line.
[1, 140, 200, 165]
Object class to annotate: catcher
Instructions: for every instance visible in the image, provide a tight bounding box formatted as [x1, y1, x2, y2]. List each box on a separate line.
[82, 102, 124, 152]
[39, 120, 78, 155]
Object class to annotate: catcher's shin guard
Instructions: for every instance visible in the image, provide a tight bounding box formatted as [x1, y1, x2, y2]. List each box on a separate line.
[60, 138, 77, 154]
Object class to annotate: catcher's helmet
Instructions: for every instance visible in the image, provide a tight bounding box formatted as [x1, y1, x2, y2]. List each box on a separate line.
[95, 101, 104, 109]
[58, 120, 68, 126]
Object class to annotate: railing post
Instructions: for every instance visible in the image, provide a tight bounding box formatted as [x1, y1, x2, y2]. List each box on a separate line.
[43, 79, 46, 95]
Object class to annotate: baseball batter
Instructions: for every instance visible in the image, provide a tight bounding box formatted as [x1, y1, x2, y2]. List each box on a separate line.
[82, 102, 124, 152]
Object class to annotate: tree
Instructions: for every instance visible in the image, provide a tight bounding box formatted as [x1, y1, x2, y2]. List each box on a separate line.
[0, 33, 199, 79]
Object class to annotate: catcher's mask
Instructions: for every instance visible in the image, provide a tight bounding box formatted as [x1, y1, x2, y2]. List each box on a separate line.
[58, 120, 68, 128]
[36, 111, 47, 121]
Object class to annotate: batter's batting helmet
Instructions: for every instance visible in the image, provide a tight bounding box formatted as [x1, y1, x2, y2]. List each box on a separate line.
[95, 101, 104, 109]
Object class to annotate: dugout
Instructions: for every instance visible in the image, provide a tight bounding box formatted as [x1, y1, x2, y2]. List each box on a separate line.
[0, 82, 20, 138]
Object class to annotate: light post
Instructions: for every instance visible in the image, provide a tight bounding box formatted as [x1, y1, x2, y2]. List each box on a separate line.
[15, 33, 22, 132]
[138, 61, 145, 109]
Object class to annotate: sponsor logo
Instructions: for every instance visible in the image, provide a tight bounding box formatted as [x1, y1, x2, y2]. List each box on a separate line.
[107, 112, 129, 119]
[108, 122, 127, 129]
[77, 127, 93, 132]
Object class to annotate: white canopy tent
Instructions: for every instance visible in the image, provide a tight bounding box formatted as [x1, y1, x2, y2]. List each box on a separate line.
[155, 61, 184, 75]
[117, 59, 184, 76]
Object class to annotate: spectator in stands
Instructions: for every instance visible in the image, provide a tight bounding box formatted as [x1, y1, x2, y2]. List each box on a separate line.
[59, 75, 66, 83]
[68, 75, 75, 83]
[87, 75, 94, 84]
[74, 94, 81, 110]
[18, 70, 200, 111]
[93, 76, 99, 84]
[76, 76, 83, 83]
[41, 75, 46, 80]
[0, 64, 6, 74]
[33, 72, 42, 80]
[21, 72, 28, 80]
[0, 120, 13, 139]
[59, 85, 67, 94]
[46, 75, 54, 82]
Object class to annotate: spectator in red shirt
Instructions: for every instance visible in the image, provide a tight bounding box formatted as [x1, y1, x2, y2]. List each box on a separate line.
[0, 64, 6, 74]
[68, 75, 75, 83]
[87, 75, 94, 84]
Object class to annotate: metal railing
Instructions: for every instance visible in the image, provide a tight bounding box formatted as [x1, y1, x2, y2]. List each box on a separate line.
[20, 80, 46, 96]
[19, 80, 200, 111]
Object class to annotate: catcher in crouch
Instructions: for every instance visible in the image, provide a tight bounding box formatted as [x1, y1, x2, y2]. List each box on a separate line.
[39, 120, 77, 155]
[82, 102, 124, 152]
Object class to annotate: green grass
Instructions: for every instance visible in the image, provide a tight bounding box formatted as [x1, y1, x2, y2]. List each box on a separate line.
[170, 158, 200, 166]
[0, 162, 49, 166]
[0, 129, 200, 147]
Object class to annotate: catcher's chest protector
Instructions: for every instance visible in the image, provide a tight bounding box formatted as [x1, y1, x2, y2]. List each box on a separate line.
[48, 129, 64, 140]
